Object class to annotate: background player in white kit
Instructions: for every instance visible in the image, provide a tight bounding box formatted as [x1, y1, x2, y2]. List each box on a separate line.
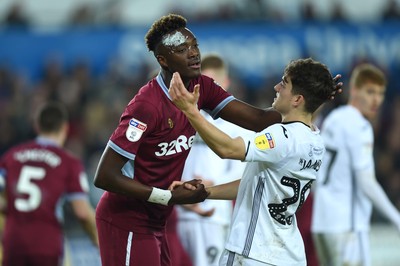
[311, 63, 400, 266]
[169, 58, 336, 266]
[177, 53, 250, 266]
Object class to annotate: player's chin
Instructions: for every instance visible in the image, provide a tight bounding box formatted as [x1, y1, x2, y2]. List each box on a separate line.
[187, 68, 201, 78]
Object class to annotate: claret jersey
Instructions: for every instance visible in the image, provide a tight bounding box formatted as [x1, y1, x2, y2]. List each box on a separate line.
[0, 137, 89, 257]
[224, 122, 325, 266]
[96, 73, 234, 232]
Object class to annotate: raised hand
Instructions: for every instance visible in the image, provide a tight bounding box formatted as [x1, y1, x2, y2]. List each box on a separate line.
[169, 72, 200, 113]
[330, 74, 343, 100]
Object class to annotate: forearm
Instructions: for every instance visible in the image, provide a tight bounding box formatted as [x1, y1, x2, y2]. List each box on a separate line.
[184, 107, 245, 160]
[71, 199, 99, 247]
[219, 101, 282, 132]
[80, 209, 99, 247]
[356, 170, 400, 226]
[207, 179, 241, 200]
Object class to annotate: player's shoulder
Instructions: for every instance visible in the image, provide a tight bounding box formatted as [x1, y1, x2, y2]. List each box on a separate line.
[131, 78, 161, 101]
[195, 74, 220, 90]
[324, 105, 369, 132]
[1, 140, 35, 158]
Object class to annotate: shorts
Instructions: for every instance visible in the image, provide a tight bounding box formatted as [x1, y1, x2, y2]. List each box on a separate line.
[312, 231, 370, 266]
[96, 218, 171, 266]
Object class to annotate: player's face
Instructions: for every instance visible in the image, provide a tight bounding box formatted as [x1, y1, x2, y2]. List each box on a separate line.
[157, 28, 201, 80]
[352, 82, 385, 120]
[272, 75, 293, 114]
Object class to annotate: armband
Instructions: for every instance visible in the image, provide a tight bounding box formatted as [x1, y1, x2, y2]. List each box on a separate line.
[147, 187, 172, 206]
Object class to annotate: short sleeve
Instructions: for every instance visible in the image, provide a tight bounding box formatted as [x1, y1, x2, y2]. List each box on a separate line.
[65, 157, 90, 201]
[346, 125, 374, 172]
[243, 124, 288, 164]
[109, 99, 156, 160]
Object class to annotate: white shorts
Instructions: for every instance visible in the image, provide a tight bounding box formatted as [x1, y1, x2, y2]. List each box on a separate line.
[312, 231, 370, 266]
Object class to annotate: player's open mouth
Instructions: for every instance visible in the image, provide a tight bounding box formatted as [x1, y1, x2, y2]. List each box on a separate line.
[189, 61, 201, 69]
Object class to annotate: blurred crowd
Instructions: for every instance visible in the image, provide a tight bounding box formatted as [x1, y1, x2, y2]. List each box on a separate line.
[1, 53, 399, 218]
[0, 0, 399, 219]
[1, 0, 400, 29]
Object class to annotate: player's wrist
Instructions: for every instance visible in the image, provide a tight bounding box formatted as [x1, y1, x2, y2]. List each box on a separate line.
[147, 187, 172, 206]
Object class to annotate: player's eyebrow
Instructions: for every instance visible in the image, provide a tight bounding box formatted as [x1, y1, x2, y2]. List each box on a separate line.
[282, 76, 288, 84]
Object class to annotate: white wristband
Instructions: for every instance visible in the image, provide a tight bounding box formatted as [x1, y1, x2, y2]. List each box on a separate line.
[147, 187, 172, 206]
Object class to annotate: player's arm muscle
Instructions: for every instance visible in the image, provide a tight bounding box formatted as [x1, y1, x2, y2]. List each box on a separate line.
[219, 100, 282, 132]
[185, 107, 246, 160]
[93, 147, 153, 199]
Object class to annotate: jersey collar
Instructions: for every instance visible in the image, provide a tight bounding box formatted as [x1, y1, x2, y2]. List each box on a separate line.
[156, 73, 172, 101]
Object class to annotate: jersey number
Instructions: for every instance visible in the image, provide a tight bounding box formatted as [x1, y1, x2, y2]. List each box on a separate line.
[268, 177, 313, 225]
[322, 147, 337, 185]
[15, 165, 45, 212]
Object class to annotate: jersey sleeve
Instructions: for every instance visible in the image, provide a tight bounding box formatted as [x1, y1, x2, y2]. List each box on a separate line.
[242, 124, 288, 164]
[109, 99, 157, 160]
[197, 76, 235, 119]
[346, 124, 374, 172]
[65, 157, 90, 201]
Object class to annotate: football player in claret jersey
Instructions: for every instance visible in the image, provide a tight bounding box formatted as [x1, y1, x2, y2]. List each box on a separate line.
[0, 102, 98, 266]
[93, 13, 284, 266]
[311, 64, 400, 266]
[169, 58, 337, 266]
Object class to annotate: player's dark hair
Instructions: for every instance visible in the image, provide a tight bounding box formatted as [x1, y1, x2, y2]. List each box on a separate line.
[36, 102, 69, 133]
[145, 14, 187, 53]
[284, 58, 335, 113]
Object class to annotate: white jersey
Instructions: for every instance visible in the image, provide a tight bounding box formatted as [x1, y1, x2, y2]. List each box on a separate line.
[312, 105, 374, 233]
[178, 111, 250, 225]
[225, 122, 325, 266]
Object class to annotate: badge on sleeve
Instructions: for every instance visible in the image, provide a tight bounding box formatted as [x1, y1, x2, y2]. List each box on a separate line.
[126, 118, 147, 142]
[255, 132, 275, 150]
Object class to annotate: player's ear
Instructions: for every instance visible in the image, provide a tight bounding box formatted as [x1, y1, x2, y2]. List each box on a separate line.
[292, 94, 304, 107]
[156, 54, 168, 68]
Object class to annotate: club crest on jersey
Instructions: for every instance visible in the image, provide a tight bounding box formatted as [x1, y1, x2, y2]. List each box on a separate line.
[255, 132, 275, 150]
[126, 118, 147, 142]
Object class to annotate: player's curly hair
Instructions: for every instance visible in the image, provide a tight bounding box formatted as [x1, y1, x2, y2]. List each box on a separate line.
[284, 58, 335, 113]
[145, 14, 187, 53]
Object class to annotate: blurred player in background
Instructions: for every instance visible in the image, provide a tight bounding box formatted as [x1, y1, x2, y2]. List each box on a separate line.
[0, 102, 98, 266]
[177, 53, 250, 266]
[311, 63, 400, 266]
[93, 13, 284, 266]
[169, 58, 337, 265]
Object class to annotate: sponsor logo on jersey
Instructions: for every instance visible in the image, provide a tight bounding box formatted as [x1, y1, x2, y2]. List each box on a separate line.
[255, 132, 275, 150]
[126, 118, 147, 142]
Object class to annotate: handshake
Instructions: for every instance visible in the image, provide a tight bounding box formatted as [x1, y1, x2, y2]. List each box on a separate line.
[147, 179, 209, 207]
[168, 179, 210, 205]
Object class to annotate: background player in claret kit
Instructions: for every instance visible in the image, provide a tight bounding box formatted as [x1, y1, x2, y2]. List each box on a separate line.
[311, 63, 400, 266]
[169, 58, 337, 266]
[93, 13, 285, 266]
[0, 102, 98, 266]
[177, 53, 250, 266]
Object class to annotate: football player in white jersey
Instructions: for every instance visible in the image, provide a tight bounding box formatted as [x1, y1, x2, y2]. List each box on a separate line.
[169, 58, 336, 266]
[311, 63, 400, 266]
[177, 54, 251, 266]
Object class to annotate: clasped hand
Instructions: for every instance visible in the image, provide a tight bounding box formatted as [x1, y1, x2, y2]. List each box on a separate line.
[168, 179, 209, 206]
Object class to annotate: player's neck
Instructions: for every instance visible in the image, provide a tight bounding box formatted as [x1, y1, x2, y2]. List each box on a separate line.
[281, 111, 312, 127]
